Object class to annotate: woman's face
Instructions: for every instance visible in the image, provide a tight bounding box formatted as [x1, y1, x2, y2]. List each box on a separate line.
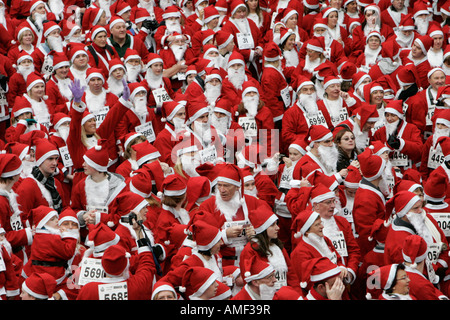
[83, 118, 97, 135]
[392, 269, 410, 295]
[93, 31, 107, 47]
[150, 62, 164, 76]
[338, 131, 356, 152]
[55, 65, 69, 79]
[284, 34, 296, 50]
[247, 0, 259, 11]
[285, 14, 298, 29]
[30, 83, 45, 99]
[21, 30, 34, 45]
[306, 48, 321, 61]
[367, 36, 381, 50]
[325, 83, 341, 99]
[266, 221, 280, 240]
[327, 12, 339, 28]
[370, 90, 384, 105]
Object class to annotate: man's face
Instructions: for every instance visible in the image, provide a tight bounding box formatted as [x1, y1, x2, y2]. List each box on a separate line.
[216, 181, 239, 201]
[111, 22, 127, 39]
[429, 71, 446, 90]
[40, 155, 59, 176]
[314, 198, 336, 218]
[411, 42, 424, 59]
[391, 0, 405, 11]
[88, 77, 104, 93]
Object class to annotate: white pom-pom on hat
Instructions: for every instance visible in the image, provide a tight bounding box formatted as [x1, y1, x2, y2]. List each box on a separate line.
[244, 271, 251, 277]
[107, 221, 115, 228]
[179, 286, 186, 292]
[95, 145, 102, 151]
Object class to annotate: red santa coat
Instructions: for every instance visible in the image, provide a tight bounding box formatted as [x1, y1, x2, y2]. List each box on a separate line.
[403, 88, 432, 136]
[86, 43, 120, 80]
[7, 72, 27, 108]
[352, 179, 387, 257]
[372, 120, 424, 166]
[76, 247, 156, 300]
[22, 228, 78, 285]
[406, 265, 448, 300]
[4, 120, 49, 143]
[48, 134, 74, 202]
[231, 284, 261, 300]
[401, 52, 432, 90]
[0, 245, 20, 299]
[368, 63, 401, 91]
[45, 75, 73, 114]
[219, 73, 259, 107]
[158, 46, 197, 92]
[114, 106, 160, 145]
[17, 18, 43, 46]
[260, 64, 291, 123]
[153, 122, 185, 167]
[317, 98, 355, 130]
[198, 194, 272, 267]
[299, 37, 346, 64]
[380, 7, 411, 30]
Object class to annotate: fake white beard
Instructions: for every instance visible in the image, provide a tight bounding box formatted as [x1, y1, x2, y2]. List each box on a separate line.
[172, 117, 186, 132]
[317, 144, 339, 173]
[48, 0, 64, 16]
[166, 20, 182, 34]
[180, 153, 201, 177]
[322, 216, 340, 237]
[30, 99, 50, 123]
[364, 17, 380, 36]
[107, 76, 124, 96]
[214, 188, 242, 221]
[21, 160, 35, 178]
[171, 44, 187, 62]
[85, 176, 109, 207]
[233, 18, 249, 33]
[85, 89, 107, 114]
[353, 122, 369, 150]
[415, 18, 429, 36]
[283, 48, 299, 67]
[395, 31, 414, 48]
[304, 55, 321, 73]
[325, 97, 342, 121]
[98, 0, 112, 19]
[385, 119, 399, 137]
[364, 46, 381, 66]
[34, 12, 47, 30]
[432, 127, 450, 147]
[18, 65, 35, 81]
[406, 210, 434, 245]
[145, 70, 163, 89]
[58, 125, 70, 141]
[159, 0, 174, 10]
[298, 93, 319, 116]
[242, 95, 259, 117]
[442, 64, 450, 76]
[378, 57, 400, 74]
[306, 232, 335, 260]
[193, 121, 212, 145]
[204, 82, 222, 106]
[244, 186, 258, 197]
[133, 95, 148, 115]
[211, 113, 229, 136]
[227, 66, 245, 90]
[0, 238, 12, 256]
[126, 63, 142, 83]
[47, 35, 64, 52]
[427, 49, 443, 68]
[0, 7, 6, 29]
[57, 77, 73, 101]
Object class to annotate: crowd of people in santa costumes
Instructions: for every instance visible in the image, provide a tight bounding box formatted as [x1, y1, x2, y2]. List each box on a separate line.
[0, 0, 450, 304]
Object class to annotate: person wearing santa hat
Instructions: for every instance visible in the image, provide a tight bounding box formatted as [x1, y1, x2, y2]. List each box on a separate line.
[400, 35, 433, 89]
[105, 58, 127, 98]
[21, 205, 78, 291]
[20, 272, 57, 300]
[201, 66, 224, 109]
[22, 72, 51, 131]
[45, 52, 73, 114]
[85, 26, 119, 79]
[372, 99, 423, 173]
[231, 254, 277, 300]
[240, 205, 301, 292]
[122, 48, 146, 84]
[384, 190, 449, 287]
[354, 30, 384, 73]
[66, 43, 90, 89]
[401, 235, 449, 300]
[366, 263, 415, 300]
[351, 145, 388, 257]
[419, 110, 450, 180]
[380, 0, 410, 30]
[199, 163, 272, 267]
[367, 38, 402, 90]
[115, 132, 147, 179]
[393, 13, 418, 50]
[177, 266, 219, 300]
[0, 220, 20, 300]
[151, 279, 177, 300]
[16, 138, 67, 218]
[6, 51, 34, 111]
[0, 152, 33, 266]
[183, 0, 209, 33]
[427, 25, 445, 68]
[15, 0, 49, 46]
[77, 241, 156, 300]
[404, 68, 446, 139]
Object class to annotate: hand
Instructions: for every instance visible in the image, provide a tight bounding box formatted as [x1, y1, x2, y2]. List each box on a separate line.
[299, 177, 310, 187]
[226, 225, 243, 238]
[83, 210, 96, 225]
[283, 157, 292, 168]
[350, 160, 359, 169]
[339, 168, 348, 178]
[69, 78, 86, 103]
[326, 276, 345, 300]
[387, 134, 400, 150]
[244, 224, 256, 239]
[122, 78, 130, 101]
[159, 162, 172, 175]
[339, 91, 349, 99]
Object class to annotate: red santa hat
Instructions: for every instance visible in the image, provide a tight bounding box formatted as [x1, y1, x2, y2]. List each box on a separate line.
[111, 191, 149, 218]
[355, 102, 379, 128]
[203, 6, 220, 24]
[428, 24, 444, 38]
[195, 162, 228, 188]
[314, 61, 338, 80]
[12, 96, 33, 119]
[204, 66, 222, 83]
[185, 64, 197, 78]
[186, 219, 221, 251]
[215, 30, 234, 50]
[58, 207, 79, 227]
[161, 174, 187, 197]
[109, 16, 127, 32]
[52, 112, 71, 130]
[323, 76, 342, 90]
[186, 97, 209, 124]
[342, 165, 361, 189]
[230, 0, 247, 16]
[367, 218, 389, 243]
[146, 52, 164, 69]
[307, 171, 339, 191]
[303, 0, 320, 9]
[111, 0, 132, 17]
[60, 19, 81, 41]
[52, 52, 70, 70]
[0, 153, 23, 178]
[437, 135, 450, 161]
[289, 137, 308, 155]
[179, 267, 218, 299]
[130, 162, 165, 198]
[82, 7, 105, 31]
[132, 140, 161, 167]
[413, 0, 430, 18]
[292, 209, 320, 238]
[193, 0, 209, 8]
[352, 71, 371, 91]
[16, 50, 34, 66]
[35, 138, 59, 167]
[292, 76, 315, 94]
[123, 48, 141, 65]
[423, 168, 448, 202]
[384, 99, 404, 120]
[86, 67, 105, 84]
[236, 144, 263, 169]
[151, 281, 177, 300]
[32, 205, 59, 229]
[321, 6, 338, 18]
[83, 139, 110, 172]
[243, 254, 275, 283]
[273, 286, 303, 300]
[398, 13, 415, 31]
[380, 38, 401, 63]
[414, 35, 433, 55]
[357, 146, 386, 181]
[310, 183, 336, 204]
[66, 43, 89, 64]
[2, 142, 30, 161]
[131, 8, 151, 24]
[215, 0, 228, 12]
[366, 264, 399, 299]
[227, 51, 245, 69]
[216, 163, 244, 190]
[30, 0, 44, 13]
[186, 176, 212, 211]
[81, 110, 95, 126]
[370, 140, 391, 156]
[43, 21, 61, 38]
[128, 82, 147, 101]
[393, 179, 423, 194]
[241, 80, 259, 98]
[161, 100, 185, 122]
[306, 37, 325, 54]
[249, 205, 278, 235]
[85, 222, 120, 257]
[307, 125, 333, 148]
[90, 25, 108, 41]
[299, 257, 342, 289]
[402, 234, 428, 269]
[357, 0, 372, 8]
[339, 61, 357, 82]
[101, 244, 131, 277]
[26, 71, 45, 93]
[312, 17, 329, 31]
[385, 190, 421, 222]
[162, 5, 181, 20]
[441, 0, 450, 16]
[214, 98, 233, 117]
[21, 272, 57, 300]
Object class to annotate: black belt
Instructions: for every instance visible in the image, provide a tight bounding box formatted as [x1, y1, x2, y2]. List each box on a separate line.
[32, 260, 68, 268]
[222, 255, 238, 260]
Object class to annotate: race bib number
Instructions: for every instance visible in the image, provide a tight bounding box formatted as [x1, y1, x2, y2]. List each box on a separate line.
[59, 146, 73, 168]
[390, 150, 408, 167]
[36, 114, 51, 130]
[238, 117, 257, 138]
[93, 107, 109, 128]
[223, 220, 249, 247]
[341, 206, 354, 223]
[426, 105, 435, 126]
[430, 213, 450, 237]
[279, 170, 292, 190]
[236, 33, 254, 50]
[428, 145, 444, 169]
[330, 108, 348, 127]
[328, 231, 348, 257]
[98, 282, 128, 300]
[306, 111, 327, 127]
[274, 270, 287, 290]
[135, 121, 156, 143]
[427, 243, 442, 264]
[10, 212, 24, 231]
[152, 87, 171, 108]
[199, 145, 217, 164]
[280, 86, 291, 108]
[78, 258, 107, 286]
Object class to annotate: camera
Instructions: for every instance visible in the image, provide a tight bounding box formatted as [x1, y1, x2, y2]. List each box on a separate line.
[121, 212, 138, 225]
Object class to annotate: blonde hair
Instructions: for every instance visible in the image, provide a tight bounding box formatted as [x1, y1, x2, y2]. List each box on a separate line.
[81, 124, 101, 148]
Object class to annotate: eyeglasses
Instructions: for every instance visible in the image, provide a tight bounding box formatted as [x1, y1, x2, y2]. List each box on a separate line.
[341, 137, 355, 141]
